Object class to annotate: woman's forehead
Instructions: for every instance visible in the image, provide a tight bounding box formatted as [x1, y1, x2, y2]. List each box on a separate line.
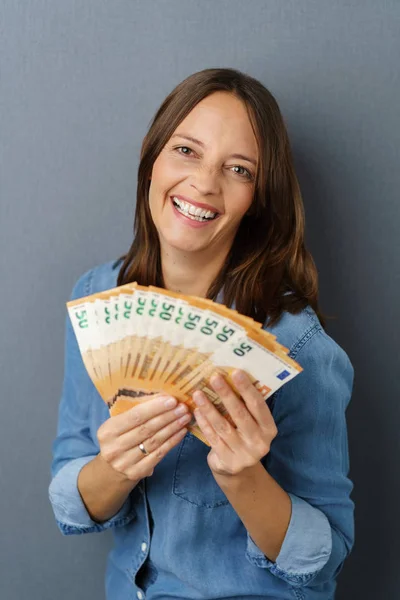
[173, 92, 258, 157]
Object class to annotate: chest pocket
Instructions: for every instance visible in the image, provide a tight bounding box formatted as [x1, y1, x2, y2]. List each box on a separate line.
[173, 433, 230, 508]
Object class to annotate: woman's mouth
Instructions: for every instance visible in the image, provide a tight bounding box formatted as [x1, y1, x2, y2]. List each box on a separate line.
[171, 196, 218, 223]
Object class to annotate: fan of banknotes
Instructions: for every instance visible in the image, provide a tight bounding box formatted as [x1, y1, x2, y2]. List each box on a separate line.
[67, 283, 302, 445]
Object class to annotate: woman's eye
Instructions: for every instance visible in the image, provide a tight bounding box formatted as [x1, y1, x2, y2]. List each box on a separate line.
[231, 165, 253, 180]
[176, 146, 193, 156]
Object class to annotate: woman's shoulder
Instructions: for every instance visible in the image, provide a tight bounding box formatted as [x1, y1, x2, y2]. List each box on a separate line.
[267, 307, 354, 415]
[266, 306, 353, 374]
[69, 258, 123, 301]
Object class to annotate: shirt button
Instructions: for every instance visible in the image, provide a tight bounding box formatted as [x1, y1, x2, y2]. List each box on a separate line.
[141, 542, 147, 553]
[137, 592, 144, 600]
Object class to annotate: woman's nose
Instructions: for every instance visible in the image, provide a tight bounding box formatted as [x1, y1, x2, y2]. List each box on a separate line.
[189, 166, 221, 197]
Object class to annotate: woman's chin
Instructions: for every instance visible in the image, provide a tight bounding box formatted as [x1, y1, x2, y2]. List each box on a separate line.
[163, 234, 209, 254]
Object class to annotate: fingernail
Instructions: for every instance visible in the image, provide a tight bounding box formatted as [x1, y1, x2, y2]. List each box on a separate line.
[164, 397, 177, 408]
[175, 404, 187, 416]
[232, 370, 247, 383]
[179, 413, 191, 425]
[193, 391, 205, 406]
[210, 374, 224, 389]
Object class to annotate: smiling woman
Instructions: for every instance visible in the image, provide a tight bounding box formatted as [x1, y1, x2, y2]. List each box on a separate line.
[117, 69, 322, 325]
[147, 92, 258, 296]
[49, 68, 354, 600]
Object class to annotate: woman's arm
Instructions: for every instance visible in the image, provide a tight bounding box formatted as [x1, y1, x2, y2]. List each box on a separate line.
[214, 461, 292, 561]
[78, 397, 191, 523]
[260, 329, 355, 587]
[77, 454, 138, 523]
[49, 269, 190, 532]
[193, 327, 354, 588]
[49, 270, 135, 534]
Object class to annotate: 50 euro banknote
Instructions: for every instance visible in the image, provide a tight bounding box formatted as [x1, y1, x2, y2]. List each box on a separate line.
[67, 283, 302, 445]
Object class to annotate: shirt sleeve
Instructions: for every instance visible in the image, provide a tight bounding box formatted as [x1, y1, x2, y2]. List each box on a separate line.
[49, 456, 135, 535]
[48, 269, 136, 535]
[245, 327, 355, 587]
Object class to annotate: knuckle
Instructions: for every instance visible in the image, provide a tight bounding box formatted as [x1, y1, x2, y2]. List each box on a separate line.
[97, 431, 105, 446]
[129, 467, 144, 481]
[138, 423, 151, 440]
[154, 446, 165, 461]
[264, 425, 278, 442]
[101, 446, 116, 463]
[171, 418, 184, 433]
[233, 405, 250, 422]
[258, 441, 270, 456]
[240, 379, 252, 393]
[160, 413, 175, 429]
[261, 421, 278, 439]
[129, 409, 143, 428]
[97, 424, 110, 444]
[145, 433, 159, 451]
[215, 421, 232, 436]
[223, 463, 235, 475]
[112, 459, 126, 475]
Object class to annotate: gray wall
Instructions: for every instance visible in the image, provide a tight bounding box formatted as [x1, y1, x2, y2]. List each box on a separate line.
[1, 1, 399, 598]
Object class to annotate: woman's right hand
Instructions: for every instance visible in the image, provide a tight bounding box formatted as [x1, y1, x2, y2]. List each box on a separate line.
[97, 394, 191, 482]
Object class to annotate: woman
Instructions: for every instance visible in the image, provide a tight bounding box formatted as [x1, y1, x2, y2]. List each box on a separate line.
[49, 68, 354, 600]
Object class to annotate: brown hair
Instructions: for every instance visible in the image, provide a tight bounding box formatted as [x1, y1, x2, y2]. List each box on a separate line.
[117, 67, 324, 327]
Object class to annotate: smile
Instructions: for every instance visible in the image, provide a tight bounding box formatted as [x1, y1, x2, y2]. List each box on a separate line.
[171, 196, 218, 222]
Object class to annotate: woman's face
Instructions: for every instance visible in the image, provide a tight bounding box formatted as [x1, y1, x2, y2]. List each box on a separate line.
[148, 91, 258, 256]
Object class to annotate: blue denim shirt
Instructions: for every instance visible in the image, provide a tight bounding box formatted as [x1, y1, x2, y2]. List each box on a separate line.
[49, 260, 354, 600]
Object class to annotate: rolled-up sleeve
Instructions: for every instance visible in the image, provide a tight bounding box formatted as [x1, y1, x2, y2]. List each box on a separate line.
[49, 456, 135, 535]
[245, 327, 354, 587]
[49, 270, 136, 535]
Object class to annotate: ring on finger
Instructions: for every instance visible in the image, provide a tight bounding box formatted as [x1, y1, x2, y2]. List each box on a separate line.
[139, 442, 149, 456]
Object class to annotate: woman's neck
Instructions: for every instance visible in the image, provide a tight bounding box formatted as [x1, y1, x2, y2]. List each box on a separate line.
[160, 244, 229, 298]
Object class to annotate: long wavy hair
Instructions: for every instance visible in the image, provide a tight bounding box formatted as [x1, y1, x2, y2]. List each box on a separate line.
[117, 68, 323, 327]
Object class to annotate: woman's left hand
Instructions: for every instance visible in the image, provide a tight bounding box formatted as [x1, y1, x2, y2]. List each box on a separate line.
[192, 370, 278, 478]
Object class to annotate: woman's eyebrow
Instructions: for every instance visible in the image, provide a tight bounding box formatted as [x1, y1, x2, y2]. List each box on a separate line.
[171, 133, 205, 147]
[229, 152, 257, 167]
[171, 133, 257, 166]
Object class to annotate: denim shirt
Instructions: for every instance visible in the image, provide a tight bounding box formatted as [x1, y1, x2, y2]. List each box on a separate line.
[49, 260, 354, 600]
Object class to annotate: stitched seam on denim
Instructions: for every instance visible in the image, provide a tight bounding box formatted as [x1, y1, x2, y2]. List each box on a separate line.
[267, 316, 322, 414]
[174, 494, 229, 508]
[269, 561, 316, 582]
[268, 386, 282, 415]
[84, 268, 95, 296]
[246, 550, 317, 585]
[58, 509, 135, 530]
[52, 485, 136, 530]
[173, 436, 229, 507]
[289, 324, 321, 359]
[291, 587, 305, 600]
[57, 511, 134, 533]
[172, 436, 186, 492]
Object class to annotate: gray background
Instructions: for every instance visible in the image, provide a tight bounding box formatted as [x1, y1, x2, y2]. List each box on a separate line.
[1, 1, 399, 598]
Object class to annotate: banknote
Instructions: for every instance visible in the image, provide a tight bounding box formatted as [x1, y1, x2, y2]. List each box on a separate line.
[67, 283, 302, 444]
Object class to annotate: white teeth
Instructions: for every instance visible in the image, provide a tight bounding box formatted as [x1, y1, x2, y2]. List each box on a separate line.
[172, 197, 216, 220]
